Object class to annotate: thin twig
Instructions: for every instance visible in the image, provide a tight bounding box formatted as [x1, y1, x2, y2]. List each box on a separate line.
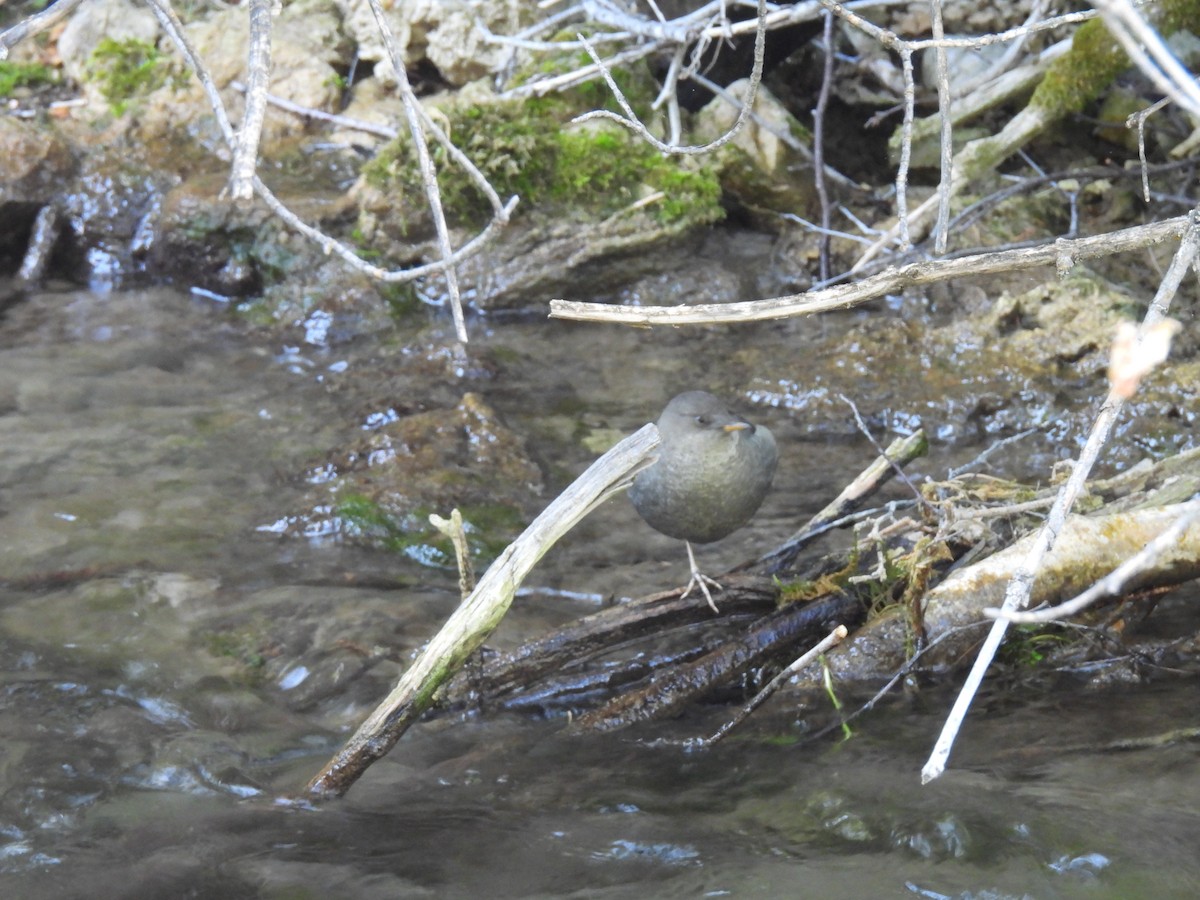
[230, 80, 400, 139]
[758, 429, 928, 573]
[364, 0, 468, 343]
[930, 0, 952, 255]
[0, 0, 85, 59]
[550, 215, 1191, 326]
[571, 0, 768, 154]
[230, 0, 273, 202]
[812, 11, 835, 281]
[694, 625, 849, 747]
[946, 426, 1044, 479]
[1095, 0, 1200, 120]
[988, 500, 1200, 625]
[921, 210, 1200, 784]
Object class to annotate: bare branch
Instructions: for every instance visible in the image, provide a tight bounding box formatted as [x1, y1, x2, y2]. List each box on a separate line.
[550, 216, 1191, 326]
[921, 210, 1200, 784]
[696, 625, 849, 747]
[0, 0, 85, 60]
[306, 423, 661, 798]
[930, 0, 952, 254]
[230, 80, 400, 139]
[1095, 0, 1200, 119]
[812, 11, 835, 280]
[229, 0, 273, 202]
[571, 0, 768, 155]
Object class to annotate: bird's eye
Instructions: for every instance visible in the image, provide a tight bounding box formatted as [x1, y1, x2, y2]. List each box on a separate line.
[695, 414, 711, 426]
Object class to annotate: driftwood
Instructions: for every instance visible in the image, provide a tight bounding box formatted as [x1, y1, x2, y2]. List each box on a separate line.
[307, 427, 1198, 794]
[788, 447, 1200, 694]
[442, 430, 929, 728]
[305, 424, 659, 798]
[450, 441, 1200, 742]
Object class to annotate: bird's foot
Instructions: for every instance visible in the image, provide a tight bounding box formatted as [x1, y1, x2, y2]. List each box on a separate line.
[683, 542, 722, 614]
[681, 571, 723, 613]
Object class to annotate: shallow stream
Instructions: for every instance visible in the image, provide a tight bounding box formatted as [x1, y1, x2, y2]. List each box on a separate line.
[1, 275, 1198, 898]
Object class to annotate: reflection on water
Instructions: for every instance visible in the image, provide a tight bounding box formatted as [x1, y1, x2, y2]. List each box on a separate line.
[0, 286, 1198, 898]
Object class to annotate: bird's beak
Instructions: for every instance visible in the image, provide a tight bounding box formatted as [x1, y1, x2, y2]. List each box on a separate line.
[723, 421, 752, 433]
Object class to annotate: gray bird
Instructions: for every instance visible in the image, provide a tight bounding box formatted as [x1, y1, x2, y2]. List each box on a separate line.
[629, 391, 778, 612]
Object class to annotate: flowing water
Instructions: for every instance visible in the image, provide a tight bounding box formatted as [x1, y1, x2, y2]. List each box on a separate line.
[1, 280, 1198, 898]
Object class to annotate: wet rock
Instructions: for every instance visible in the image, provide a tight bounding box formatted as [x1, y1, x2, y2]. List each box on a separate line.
[148, 171, 321, 298]
[59, 149, 173, 290]
[283, 392, 543, 558]
[0, 118, 76, 268]
[750, 269, 1147, 450]
[0, 118, 77, 206]
[340, 391, 543, 510]
[342, 0, 525, 87]
[56, 0, 160, 86]
[693, 78, 816, 222]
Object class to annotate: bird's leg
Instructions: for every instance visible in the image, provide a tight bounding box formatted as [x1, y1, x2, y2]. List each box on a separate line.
[682, 541, 723, 614]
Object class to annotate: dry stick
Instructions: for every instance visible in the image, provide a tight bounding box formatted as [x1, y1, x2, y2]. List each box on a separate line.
[550, 214, 1189, 326]
[1127, 97, 1171, 203]
[429, 509, 476, 600]
[501, 42, 661, 100]
[143, 0, 514, 292]
[894, 46, 915, 251]
[930, 0, 952, 255]
[15, 205, 61, 288]
[572, 0, 767, 155]
[696, 625, 849, 747]
[841, 396, 929, 510]
[690, 72, 814, 164]
[306, 424, 661, 799]
[230, 80, 400, 139]
[803, 620, 993, 744]
[230, 0, 273, 202]
[758, 429, 927, 574]
[811, 10, 835, 281]
[1095, 0, 1200, 119]
[0, 0, 85, 59]
[921, 210, 1200, 785]
[364, 0, 467, 344]
[988, 499, 1200, 625]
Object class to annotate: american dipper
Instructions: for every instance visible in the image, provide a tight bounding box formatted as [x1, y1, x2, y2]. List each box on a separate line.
[629, 391, 778, 612]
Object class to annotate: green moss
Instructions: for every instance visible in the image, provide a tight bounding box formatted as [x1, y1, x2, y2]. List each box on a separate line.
[999, 624, 1067, 668]
[365, 99, 723, 229]
[1032, 0, 1200, 117]
[653, 165, 723, 224]
[0, 60, 55, 96]
[87, 37, 169, 114]
[378, 281, 423, 320]
[336, 494, 525, 566]
[206, 630, 268, 672]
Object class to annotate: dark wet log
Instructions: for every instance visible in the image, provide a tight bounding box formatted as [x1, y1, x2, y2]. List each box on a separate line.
[439, 430, 929, 730]
[452, 577, 779, 706]
[567, 590, 865, 733]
